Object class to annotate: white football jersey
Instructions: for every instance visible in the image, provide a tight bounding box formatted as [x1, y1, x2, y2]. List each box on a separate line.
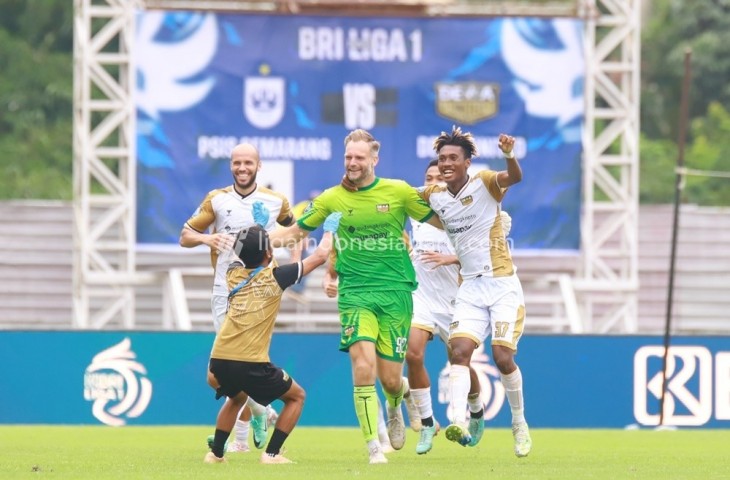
[185, 185, 293, 297]
[410, 219, 459, 313]
[420, 170, 514, 279]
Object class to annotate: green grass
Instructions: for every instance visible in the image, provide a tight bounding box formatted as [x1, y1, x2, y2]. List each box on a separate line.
[1, 426, 728, 479]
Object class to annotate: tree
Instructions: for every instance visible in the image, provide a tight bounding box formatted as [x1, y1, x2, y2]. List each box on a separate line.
[641, 0, 730, 140]
[0, 0, 73, 199]
[640, 0, 730, 205]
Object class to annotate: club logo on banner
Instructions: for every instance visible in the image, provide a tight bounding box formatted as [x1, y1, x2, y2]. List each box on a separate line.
[435, 82, 500, 124]
[634, 345, 721, 426]
[83, 338, 153, 426]
[244, 72, 286, 129]
[437, 343, 505, 421]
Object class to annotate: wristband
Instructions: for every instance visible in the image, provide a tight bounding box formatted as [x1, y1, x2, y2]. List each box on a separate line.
[504, 151, 516, 160]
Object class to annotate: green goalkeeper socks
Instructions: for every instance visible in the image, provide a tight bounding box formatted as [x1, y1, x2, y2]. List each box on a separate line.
[353, 385, 379, 442]
[383, 378, 405, 409]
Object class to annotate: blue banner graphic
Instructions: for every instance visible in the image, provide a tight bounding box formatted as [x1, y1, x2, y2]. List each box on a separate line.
[135, 12, 584, 248]
[1, 332, 728, 428]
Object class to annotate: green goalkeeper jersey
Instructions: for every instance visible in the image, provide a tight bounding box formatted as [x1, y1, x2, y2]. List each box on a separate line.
[298, 177, 434, 293]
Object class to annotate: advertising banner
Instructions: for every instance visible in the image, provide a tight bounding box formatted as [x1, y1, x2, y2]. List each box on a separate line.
[1, 332, 728, 428]
[135, 12, 584, 249]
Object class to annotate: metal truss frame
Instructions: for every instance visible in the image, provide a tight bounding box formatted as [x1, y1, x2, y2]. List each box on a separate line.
[73, 0, 146, 328]
[579, 0, 640, 332]
[72, 0, 639, 332]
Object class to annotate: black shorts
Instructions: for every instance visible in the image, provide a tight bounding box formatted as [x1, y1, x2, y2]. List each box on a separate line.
[208, 358, 293, 406]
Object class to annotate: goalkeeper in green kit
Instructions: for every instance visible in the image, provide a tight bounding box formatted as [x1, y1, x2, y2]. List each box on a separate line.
[264, 129, 443, 464]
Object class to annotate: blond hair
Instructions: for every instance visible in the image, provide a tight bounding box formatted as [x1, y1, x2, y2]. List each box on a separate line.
[344, 129, 380, 158]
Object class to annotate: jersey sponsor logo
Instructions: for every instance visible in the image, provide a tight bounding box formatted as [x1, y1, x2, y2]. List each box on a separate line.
[244, 71, 285, 129]
[435, 82, 499, 124]
[437, 344, 505, 422]
[460, 195, 473, 206]
[634, 346, 721, 426]
[83, 338, 153, 426]
[447, 225, 473, 234]
[346, 208, 354, 216]
[376, 204, 390, 213]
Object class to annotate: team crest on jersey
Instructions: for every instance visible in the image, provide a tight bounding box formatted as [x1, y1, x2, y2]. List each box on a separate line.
[435, 82, 499, 124]
[376, 204, 390, 213]
[460, 195, 473, 206]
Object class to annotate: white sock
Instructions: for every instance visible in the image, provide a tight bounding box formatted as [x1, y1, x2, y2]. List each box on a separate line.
[247, 398, 267, 417]
[235, 419, 250, 444]
[500, 367, 526, 425]
[411, 387, 433, 420]
[467, 391, 483, 414]
[449, 364, 470, 425]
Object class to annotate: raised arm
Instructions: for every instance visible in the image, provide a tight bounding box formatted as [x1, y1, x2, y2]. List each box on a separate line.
[496, 133, 523, 187]
[268, 223, 310, 249]
[300, 212, 342, 277]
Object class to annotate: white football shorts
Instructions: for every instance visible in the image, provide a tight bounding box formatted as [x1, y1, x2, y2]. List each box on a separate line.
[449, 273, 526, 351]
[411, 302, 452, 343]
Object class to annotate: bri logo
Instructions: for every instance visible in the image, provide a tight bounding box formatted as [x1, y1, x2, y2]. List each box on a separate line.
[634, 345, 730, 426]
[83, 338, 153, 426]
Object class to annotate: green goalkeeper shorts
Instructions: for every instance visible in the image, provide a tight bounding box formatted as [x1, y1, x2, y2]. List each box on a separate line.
[337, 290, 413, 362]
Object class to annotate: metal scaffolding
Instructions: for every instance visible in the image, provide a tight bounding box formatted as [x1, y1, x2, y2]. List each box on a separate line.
[579, 0, 640, 332]
[72, 0, 640, 331]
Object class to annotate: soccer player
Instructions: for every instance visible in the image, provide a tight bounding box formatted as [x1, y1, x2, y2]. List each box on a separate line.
[321, 257, 396, 454]
[419, 127, 532, 457]
[180, 143, 300, 453]
[204, 208, 342, 464]
[262, 129, 441, 464]
[404, 160, 512, 455]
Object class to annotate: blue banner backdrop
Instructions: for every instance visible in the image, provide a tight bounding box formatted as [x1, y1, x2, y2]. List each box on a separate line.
[135, 12, 584, 249]
[1, 332, 728, 428]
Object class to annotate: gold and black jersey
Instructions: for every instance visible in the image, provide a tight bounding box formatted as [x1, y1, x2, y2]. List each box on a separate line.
[210, 261, 302, 363]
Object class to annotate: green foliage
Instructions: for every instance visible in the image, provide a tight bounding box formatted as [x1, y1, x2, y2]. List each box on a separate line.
[640, 0, 730, 205]
[684, 102, 730, 205]
[0, 1, 73, 200]
[641, 0, 730, 140]
[639, 135, 677, 204]
[640, 102, 730, 205]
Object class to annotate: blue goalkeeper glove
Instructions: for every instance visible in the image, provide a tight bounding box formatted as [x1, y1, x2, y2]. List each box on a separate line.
[323, 212, 342, 233]
[252, 201, 270, 227]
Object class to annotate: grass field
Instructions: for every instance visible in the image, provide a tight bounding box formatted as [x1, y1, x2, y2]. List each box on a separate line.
[1, 426, 728, 479]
